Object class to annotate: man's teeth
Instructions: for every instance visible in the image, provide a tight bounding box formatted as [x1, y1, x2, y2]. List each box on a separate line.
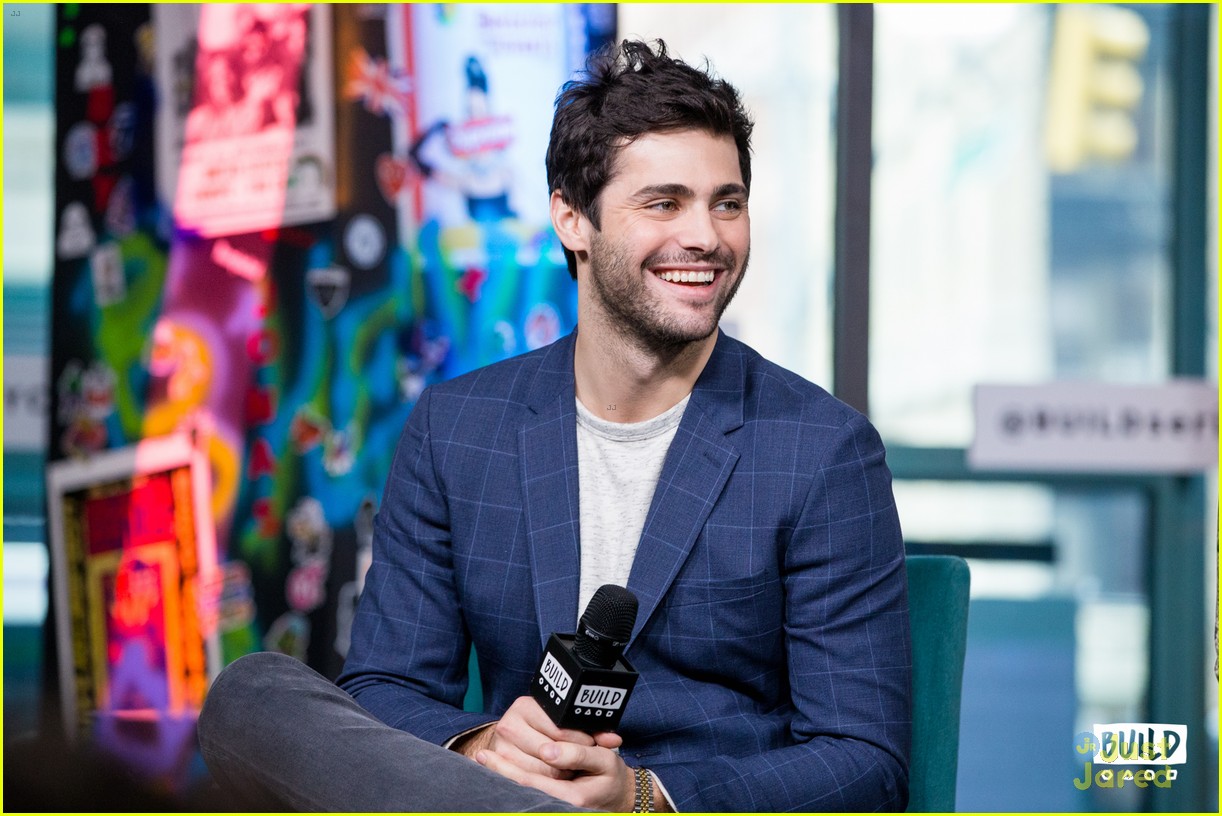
[656, 270, 715, 284]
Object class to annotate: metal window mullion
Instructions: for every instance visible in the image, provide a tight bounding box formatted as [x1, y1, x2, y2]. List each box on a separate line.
[832, 4, 874, 416]
[1149, 5, 1212, 813]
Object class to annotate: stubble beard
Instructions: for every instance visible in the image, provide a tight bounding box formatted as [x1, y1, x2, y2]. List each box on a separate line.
[586, 231, 748, 355]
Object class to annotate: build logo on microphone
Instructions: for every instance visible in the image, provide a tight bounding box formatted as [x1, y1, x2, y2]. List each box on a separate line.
[571, 684, 627, 718]
[538, 651, 572, 703]
[1072, 723, 1187, 791]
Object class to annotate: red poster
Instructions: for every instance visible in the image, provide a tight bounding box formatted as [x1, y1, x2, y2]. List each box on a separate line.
[46, 434, 219, 742]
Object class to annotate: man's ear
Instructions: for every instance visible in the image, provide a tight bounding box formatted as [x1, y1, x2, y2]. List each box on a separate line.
[550, 191, 591, 255]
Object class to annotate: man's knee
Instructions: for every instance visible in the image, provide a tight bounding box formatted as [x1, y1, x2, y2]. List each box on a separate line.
[198, 651, 310, 753]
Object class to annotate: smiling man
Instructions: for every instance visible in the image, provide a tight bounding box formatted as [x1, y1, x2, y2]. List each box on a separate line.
[560, 128, 750, 425]
[199, 39, 910, 813]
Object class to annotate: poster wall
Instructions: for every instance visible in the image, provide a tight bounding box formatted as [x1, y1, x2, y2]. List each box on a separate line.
[48, 6, 615, 771]
[382, 4, 614, 376]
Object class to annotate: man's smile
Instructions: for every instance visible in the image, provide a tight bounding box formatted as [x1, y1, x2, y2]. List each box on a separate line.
[651, 268, 717, 285]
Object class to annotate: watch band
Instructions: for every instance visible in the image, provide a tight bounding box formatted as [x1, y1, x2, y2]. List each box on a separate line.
[631, 766, 654, 813]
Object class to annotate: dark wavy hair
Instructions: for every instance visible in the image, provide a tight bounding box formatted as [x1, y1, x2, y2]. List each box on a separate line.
[546, 39, 754, 278]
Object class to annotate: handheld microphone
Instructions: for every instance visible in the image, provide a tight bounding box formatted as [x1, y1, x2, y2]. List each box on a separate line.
[531, 584, 640, 732]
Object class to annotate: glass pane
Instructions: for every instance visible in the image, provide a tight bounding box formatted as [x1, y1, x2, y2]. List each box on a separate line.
[895, 480, 1059, 597]
[874, 8, 1214, 809]
[871, 4, 1176, 447]
[898, 478, 1153, 811]
[2, 1, 56, 746]
[616, 4, 837, 386]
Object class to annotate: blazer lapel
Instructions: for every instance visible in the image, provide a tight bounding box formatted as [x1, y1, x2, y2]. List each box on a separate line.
[626, 331, 744, 641]
[519, 331, 749, 647]
[519, 334, 582, 647]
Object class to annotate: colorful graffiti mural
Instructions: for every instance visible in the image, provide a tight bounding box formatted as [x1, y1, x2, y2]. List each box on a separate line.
[48, 4, 614, 784]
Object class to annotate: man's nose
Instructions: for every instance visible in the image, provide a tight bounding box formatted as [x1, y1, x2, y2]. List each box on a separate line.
[675, 208, 719, 254]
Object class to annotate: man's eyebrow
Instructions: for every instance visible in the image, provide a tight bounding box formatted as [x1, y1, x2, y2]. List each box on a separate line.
[629, 182, 748, 200]
[713, 183, 749, 198]
[630, 183, 695, 200]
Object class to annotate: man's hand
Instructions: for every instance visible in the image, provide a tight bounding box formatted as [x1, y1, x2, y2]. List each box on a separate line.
[458, 696, 636, 810]
[478, 725, 634, 811]
[454, 696, 611, 781]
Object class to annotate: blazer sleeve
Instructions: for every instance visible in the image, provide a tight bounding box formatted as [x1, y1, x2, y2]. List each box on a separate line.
[646, 413, 912, 812]
[336, 388, 497, 745]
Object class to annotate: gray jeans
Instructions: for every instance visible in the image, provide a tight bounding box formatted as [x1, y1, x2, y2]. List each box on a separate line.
[197, 651, 588, 812]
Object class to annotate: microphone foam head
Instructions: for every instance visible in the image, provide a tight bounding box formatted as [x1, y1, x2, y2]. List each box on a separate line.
[575, 584, 639, 667]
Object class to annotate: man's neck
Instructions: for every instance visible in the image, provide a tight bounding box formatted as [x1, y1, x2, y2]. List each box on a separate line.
[573, 317, 717, 423]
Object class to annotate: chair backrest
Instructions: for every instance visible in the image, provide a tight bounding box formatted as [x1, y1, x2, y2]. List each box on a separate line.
[905, 555, 971, 813]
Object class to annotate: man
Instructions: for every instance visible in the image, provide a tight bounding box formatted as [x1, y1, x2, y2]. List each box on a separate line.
[199, 39, 910, 812]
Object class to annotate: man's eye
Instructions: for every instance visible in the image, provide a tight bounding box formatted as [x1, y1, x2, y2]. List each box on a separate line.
[715, 199, 744, 212]
[649, 200, 679, 212]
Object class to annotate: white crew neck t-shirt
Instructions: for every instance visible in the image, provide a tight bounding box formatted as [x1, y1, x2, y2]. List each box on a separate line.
[574, 395, 690, 619]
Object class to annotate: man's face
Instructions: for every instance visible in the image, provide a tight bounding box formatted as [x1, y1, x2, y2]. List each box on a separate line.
[581, 129, 750, 349]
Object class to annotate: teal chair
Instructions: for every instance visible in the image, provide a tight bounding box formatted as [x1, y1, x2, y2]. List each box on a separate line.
[905, 555, 971, 813]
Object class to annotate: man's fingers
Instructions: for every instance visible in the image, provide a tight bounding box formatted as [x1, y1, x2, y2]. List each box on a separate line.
[491, 739, 575, 780]
[493, 697, 595, 763]
[593, 731, 623, 749]
[506, 697, 596, 746]
[538, 741, 617, 775]
[476, 750, 570, 800]
[554, 725, 599, 745]
[538, 740, 584, 770]
[482, 740, 634, 811]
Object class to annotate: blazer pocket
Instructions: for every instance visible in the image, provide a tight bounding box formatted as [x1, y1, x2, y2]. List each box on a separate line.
[657, 572, 784, 665]
[664, 572, 769, 608]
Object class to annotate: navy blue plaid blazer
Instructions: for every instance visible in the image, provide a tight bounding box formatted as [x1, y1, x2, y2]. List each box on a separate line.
[339, 330, 911, 812]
